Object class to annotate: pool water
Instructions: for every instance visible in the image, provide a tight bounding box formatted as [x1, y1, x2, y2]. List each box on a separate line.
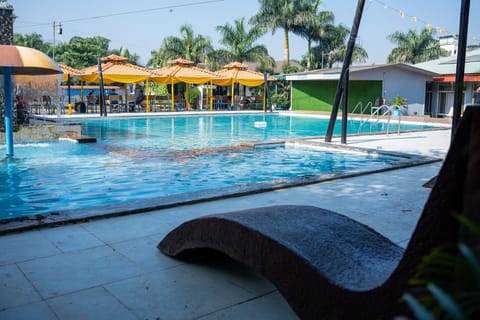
[0, 113, 435, 220]
[79, 113, 436, 151]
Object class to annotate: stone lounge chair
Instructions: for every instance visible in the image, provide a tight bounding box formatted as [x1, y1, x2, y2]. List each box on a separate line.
[158, 107, 480, 319]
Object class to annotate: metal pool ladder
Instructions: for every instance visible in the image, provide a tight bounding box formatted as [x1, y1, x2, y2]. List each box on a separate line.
[357, 104, 403, 135]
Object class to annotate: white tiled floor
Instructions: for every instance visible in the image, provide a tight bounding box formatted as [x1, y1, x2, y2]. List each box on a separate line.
[0, 128, 451, 319]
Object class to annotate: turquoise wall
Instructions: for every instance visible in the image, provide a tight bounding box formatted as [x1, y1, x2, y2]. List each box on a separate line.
[291, 80, 382, 113]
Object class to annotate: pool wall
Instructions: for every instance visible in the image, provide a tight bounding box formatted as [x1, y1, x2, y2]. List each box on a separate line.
[0, 122, 81, 143]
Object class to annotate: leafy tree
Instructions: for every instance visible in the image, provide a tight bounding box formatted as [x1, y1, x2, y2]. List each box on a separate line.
[149, 24, 213, 68]
[250, 0, 319, 66]
[215, 18, 274, 70]
[54, 36, 110, 69]
[387, 28, 449, 64]
[14, 33, 50, 53]
[0, 0, 13, 9]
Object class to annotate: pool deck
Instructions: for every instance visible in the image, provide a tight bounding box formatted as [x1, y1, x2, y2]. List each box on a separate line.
[0, 125, 451, 319]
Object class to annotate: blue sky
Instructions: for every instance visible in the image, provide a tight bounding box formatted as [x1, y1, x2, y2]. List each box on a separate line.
[8, 0, 480, 66]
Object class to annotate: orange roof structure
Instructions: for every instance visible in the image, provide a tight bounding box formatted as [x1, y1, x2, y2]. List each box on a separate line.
[152, 58, 228, 111]
[152, 58, 228, 85]
[214, 62, 276, 107]
[215, 61, 276, 87]
[58, 63, 82, 81]
[80, 54, 154, 84]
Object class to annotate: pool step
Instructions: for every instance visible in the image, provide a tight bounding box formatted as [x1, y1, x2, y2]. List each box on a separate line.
[60, 131, 97, 143]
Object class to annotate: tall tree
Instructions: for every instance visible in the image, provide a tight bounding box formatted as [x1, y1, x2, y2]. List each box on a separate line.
[215, 18, 274, 70]
[150, 24, 213, 68]
[250, 0, 318, 66]
[325, 44, 368, 67]
[293, 2, 334, 70]
[308, 23, 368, 69]
[54, 36, 110, 69]
[387, 28, 448, 64]
[14, 33, 50, 54]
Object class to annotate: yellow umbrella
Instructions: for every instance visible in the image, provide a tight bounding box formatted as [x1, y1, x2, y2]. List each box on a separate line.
[215, 62, 276, 108]
[80, 54, 153, 84]
[80, 54, 157, 112]
[0, 45, 62, 157]
[152, 58, 228, 111]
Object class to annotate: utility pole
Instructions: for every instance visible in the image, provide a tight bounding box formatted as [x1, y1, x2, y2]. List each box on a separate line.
[451, 0, 470, 140]
[52, 21, 62, 60]
[325, 0, 366, 143]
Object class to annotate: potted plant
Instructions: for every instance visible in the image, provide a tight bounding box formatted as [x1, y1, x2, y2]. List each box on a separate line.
[271, 93, 290, 110]
[185, 87, 201, 110]
[391, 95, 407, 116]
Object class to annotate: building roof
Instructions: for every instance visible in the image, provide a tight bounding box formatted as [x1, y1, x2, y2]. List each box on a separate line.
[244, 60, 304, 74]
[414, 48, 480, 75]
[284, 63, 437, 81]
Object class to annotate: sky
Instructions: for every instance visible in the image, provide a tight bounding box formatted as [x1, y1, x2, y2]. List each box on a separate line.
[7, 0, 480, 67]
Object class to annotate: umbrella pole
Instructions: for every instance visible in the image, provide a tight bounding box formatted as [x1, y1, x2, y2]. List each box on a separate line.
[146, 80, 150, 112]
[231, 83, 234, 110]
[210, 81, 213, 111]
[3, 68, 14, 157]
[186, 85, 189, 110]
[98, 58, 107, 117]
[67, 74, 72, 114]
[171, 79, 175, 112]
[124, 83, 128, 112]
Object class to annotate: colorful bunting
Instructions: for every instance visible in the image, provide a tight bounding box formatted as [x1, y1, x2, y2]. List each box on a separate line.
[373, 0, 478, 44]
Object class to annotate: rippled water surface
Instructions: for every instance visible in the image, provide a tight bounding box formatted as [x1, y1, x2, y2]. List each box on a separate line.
[1, 114, 434, 219]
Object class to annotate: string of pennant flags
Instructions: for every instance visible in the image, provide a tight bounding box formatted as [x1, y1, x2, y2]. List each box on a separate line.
[370, 0, 478, 45]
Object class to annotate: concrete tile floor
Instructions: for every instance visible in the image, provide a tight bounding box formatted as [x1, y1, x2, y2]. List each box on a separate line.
[0, 128, 451, 319]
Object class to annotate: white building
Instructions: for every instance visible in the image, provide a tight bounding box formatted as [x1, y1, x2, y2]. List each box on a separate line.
[439, 35, 458, 56]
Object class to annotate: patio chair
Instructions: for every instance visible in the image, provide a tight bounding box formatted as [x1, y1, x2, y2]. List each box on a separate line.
[127, 94, 136, 112]
[155, 95, 170, 112]
[158, 106, 480, 319]
[41, 95, 52, 114]
[107, 95, 121, 112]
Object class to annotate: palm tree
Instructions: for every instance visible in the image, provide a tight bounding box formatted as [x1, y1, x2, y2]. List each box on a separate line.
[293, 5, 334, 70]
[326, 44, 368, 67]
[149, 24, 213, 68]
[215, 18, 275, 70]
[387, 28, 449, 64]
[309, 23, 347, 68]
[250, 0, 318, 66]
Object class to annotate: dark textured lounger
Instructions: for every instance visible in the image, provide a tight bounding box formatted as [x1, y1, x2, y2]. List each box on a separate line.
[159, 107, 480, 319]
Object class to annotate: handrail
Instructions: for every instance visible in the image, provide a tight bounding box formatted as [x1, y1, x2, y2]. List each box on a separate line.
[351, 102, 363, 115]
[351, 101, 373, 121]
[358, 104, 403, 135]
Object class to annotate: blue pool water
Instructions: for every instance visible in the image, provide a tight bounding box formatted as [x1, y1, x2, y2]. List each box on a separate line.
[0, 114, 436, 220]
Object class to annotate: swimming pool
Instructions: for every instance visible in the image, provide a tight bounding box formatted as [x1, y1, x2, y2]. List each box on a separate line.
[0, 113, 438, 224]
[78, 113, 437, 151]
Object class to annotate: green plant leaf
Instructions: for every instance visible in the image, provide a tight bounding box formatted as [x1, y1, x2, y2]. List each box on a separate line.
[458, 243, 480, 286]
[427, 284, 467, 320]
[452, 213, 480, 235]
[403, 293, 436, 320]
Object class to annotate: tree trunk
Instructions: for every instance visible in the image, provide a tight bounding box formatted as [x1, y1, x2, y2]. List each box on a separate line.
[307, 39, 312, 70]
[283, 28, 290, 65]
